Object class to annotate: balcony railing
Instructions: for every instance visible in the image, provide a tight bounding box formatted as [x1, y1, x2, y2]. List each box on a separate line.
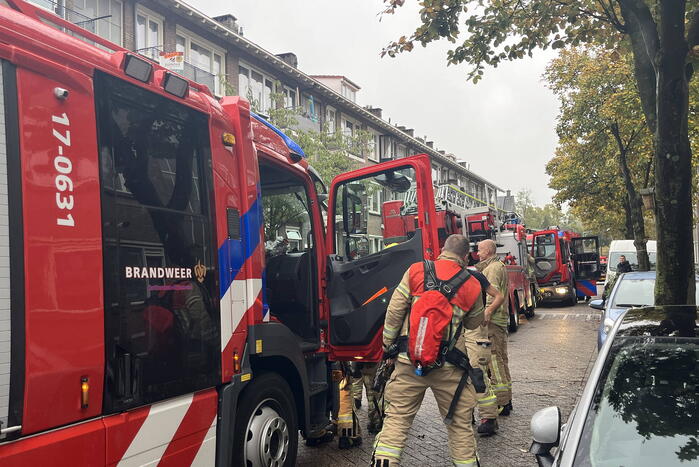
[135, 46, 216, 94]
[29, 0, 122, 50]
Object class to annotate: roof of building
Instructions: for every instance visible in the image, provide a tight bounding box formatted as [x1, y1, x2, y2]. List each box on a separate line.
[163, 0, 502, 191]
[309, 75, 361, 90]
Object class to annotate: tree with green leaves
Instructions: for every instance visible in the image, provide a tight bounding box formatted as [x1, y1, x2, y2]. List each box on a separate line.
[545, 47, 653, 270]
[382, 0, 699, 305]
[515, 189, 584, 232]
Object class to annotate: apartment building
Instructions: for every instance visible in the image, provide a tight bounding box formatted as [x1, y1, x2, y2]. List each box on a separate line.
[22, 0, 504, 252]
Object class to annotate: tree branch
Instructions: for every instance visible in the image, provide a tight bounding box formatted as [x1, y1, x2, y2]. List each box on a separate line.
[643, 152, 653, 188]
[595, 0, 625, 31]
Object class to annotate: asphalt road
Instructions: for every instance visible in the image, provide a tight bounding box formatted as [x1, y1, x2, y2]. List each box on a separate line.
[297, 301, 600, 466]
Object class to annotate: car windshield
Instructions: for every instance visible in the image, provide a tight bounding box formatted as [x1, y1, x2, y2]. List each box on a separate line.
[574, 337, 699, 466]
[533, 233, 557, 260]
[611, 278, 699, 307]
[608, 251, 657, 271]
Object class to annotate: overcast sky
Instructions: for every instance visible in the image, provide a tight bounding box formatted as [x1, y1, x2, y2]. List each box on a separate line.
[189, 0, 561, 205]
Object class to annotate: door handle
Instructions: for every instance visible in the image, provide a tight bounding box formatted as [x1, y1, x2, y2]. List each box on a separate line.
[358, 261, 379, 274]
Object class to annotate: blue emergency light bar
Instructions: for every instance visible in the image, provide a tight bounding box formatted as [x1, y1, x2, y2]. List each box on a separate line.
[251, 112, 306, 159]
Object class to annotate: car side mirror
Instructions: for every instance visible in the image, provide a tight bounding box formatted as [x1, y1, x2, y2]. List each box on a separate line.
[529, 406, 561, 466]
[589, 299, 605, 310]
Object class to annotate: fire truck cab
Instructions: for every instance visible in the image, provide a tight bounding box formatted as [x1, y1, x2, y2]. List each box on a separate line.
[0, 2, 443, 465]
[530, 228, 601, 305]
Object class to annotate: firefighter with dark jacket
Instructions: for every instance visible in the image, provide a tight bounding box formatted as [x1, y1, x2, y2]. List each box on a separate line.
[371, 234, 492, 466]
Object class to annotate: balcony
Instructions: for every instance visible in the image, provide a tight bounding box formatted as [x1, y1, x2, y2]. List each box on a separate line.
[295, 112, 321, 133]
[136, 46, 216, 94]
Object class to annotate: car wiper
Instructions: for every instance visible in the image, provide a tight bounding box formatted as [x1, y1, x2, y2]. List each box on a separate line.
[614, 303, 649, 308]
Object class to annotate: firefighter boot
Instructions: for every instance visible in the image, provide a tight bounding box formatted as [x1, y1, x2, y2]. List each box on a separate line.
[305, 428, 334, 447]
[499, 401, 513, 416]
[476, 418, 498, 436]
[371, 457, 397, 467]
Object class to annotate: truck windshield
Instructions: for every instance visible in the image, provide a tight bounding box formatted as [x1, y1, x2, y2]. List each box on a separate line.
[574, 337, 699, 466]
[533, 233, 557, 260]
[609, 251, 657, 271]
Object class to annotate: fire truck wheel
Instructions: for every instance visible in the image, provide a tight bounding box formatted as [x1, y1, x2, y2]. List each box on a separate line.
[508, 297, 519, 333]
[233, 372, 298, 467]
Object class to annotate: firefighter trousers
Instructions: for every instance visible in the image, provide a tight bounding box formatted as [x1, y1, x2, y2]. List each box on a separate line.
[463, 327, 498, 420]
[488, 323, 512, 406]
[338, 376, 362, 439]
[352, 362, 382, 426]
[372, 360, 478, 466]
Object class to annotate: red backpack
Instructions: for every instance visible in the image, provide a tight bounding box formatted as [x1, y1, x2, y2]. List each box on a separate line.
[407, 260, 472, 375]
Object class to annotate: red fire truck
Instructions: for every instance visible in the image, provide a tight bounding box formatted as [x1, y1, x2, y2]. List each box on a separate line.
[530, 228, 601, 306]
[0, 2, 448, 465]
[381, 185, 537, 332]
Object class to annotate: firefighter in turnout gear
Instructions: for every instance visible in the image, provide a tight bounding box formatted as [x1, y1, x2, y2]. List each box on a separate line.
[372, 235, 486, 467]
[352, 362, 383, 433]
[464, 269, 505, 435]
[476, 239, 513, 420]
[338, 362, 363, 449]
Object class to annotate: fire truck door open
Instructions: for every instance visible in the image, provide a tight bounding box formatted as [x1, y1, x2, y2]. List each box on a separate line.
[325, 155, 437, 360]
[571, 236, 601, 281]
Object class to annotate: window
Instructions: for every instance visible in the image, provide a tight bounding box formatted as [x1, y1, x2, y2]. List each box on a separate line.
[534, 234, 557, 260]
[342, 117, 363, 160]
[341, 83, 356, 102]
[369, 236, 384, 254]
[302, 94, 319, 122]
[260, 162, 319, 343]
[325, 106, 336, 133]
[239, 63, 276, 113]
[368, 184, 385, 214]
[176, 27, 225, 96]
[282, 86, 297, 109]
[368, 130, 380, 162]
[380, 136, 394, 160]
[574, 338, 699, 466]
[608, 251, 658, 271]
[334, 167, 417, 261]
[135, 5, 162, 57]
[96, 72, 219, 414]
[396, 144, 408, 159]
[342, 117, 355, 138]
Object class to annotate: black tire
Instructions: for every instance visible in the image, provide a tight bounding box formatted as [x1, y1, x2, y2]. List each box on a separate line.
[232, 372, 299, 467]
[508, 297, 519, 333]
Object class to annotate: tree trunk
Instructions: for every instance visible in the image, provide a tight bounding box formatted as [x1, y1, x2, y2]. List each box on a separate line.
[653, 0, 695, 305]
[622, 197, 635, 239]
[620, 0, 696, 306]
[630, 194, 650, 271]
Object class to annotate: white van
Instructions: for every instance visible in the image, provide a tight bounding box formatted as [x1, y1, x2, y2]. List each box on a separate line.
[604, 239, 657, 288]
